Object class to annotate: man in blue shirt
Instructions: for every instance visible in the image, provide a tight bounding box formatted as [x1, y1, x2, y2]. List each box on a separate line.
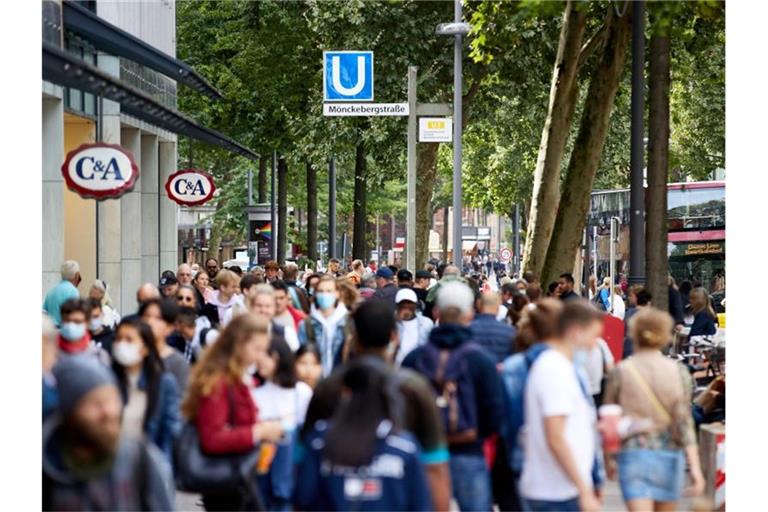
[43, 260, 81, 326]
[470, 292, 517, 364]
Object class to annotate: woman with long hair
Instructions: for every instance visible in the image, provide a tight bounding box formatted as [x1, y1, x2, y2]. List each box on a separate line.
[603, 307, 704, 511]
[111, 317, 182, 465]
[688, 287, 717, 337]
[294, 359, 432, 511]
[182, 313, 283, 511]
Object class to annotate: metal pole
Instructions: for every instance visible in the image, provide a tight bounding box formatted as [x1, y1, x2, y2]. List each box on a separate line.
[271, 151, 277, 261]
[247, 169, 253, 206]
[583, 227, 591, 294]
[513, 204, 521, 276]
[406, 66, 418, 271]
[451, 0, 464, 269]
[592, 226, 598, 278]
[328, 157, 337, 260]
[629, 0, 646, 285]
[376, 213, 381, 264]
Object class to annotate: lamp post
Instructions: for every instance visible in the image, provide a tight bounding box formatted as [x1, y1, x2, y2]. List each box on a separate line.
[437, 1, 471, 268]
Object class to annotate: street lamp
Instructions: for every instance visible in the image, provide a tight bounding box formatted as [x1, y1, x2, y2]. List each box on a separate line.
[437, 1, 470, 268]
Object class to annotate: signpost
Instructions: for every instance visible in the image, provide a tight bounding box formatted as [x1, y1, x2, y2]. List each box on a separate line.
[500, 247, 512, 263]
[165, 169, 216, 206]
[61, 142, 139, 199]
[419, 117, 452, 142]
[323, 51, 374, 102]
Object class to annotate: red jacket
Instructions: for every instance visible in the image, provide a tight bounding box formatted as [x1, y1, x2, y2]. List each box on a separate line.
[196, 378, 258, 455]
[287, 306, 307, 331]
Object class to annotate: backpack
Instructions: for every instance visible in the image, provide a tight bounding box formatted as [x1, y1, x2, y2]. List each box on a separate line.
[412, 342, 481, 445]
[592, 289, 608, 311]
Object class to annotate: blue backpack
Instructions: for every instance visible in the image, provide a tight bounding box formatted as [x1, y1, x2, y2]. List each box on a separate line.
[413, 342, 481, 444]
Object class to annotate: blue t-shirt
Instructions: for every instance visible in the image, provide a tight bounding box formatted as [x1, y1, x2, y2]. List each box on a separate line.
[43, 281, 80, 326]
[294, 420, 432, 511]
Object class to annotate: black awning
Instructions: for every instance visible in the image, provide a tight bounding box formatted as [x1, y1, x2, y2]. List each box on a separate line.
[62, 1, 222, 100]
[43, 42, 259, 161]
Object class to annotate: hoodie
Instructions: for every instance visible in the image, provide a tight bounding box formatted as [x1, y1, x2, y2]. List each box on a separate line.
[298, 303, 349, 377]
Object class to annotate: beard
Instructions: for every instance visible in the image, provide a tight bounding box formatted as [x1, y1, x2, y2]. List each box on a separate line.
[66, 415, 121, 455]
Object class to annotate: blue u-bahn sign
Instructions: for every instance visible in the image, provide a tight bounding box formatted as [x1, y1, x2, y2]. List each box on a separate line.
[323, 51, 374, 102]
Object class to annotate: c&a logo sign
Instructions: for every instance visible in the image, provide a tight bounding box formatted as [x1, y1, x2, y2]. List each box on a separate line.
[165, 169, 216, 206]
[61, 143, 139, 199]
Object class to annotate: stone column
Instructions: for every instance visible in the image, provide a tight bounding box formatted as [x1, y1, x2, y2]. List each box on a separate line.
[159, 140, 178, 273]
[141, 134, 160, 283]
[97, 53, 122, 313]
[42, 90, 65, 299]
[120, 127, 142, 309]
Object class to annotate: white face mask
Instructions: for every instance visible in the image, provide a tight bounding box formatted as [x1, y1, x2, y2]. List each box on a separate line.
[89, 317, 103, 332]
[112, 341, 143, 367]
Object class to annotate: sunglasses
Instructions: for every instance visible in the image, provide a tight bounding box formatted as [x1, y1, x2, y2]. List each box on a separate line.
[177, 296, 195, 303]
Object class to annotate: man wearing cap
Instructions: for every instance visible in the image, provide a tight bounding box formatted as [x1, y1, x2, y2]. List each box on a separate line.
[414, 269, 433, 313]
[394, 288, 434, 365]
[402, 281, 504, 512]
[43, 356, 174, 510]
[373, 267, 398, 303]
[159, 275, 179, 299]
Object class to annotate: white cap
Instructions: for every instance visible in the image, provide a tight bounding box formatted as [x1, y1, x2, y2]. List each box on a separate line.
[436, 281, 475, 314]
[395, 288, 418, 304]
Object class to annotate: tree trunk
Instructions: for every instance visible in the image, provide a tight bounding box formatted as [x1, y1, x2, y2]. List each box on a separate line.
[415, 142, 440, 270]
[306, 161, 318, 263]
[352, 140, 368, 260]
[277, 157, 288, 264]
[257, 156, 267, 204]
[541, 8, 632, 287]
[522, 1, 588, 279]
[646, 24, 671, 311]
[442, 206, 449, 264]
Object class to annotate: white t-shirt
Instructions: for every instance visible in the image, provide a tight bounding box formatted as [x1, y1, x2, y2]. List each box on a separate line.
[251, 381, 313, 429]
[396, 318, 421, 366]
[611, 296, 626, 320]
[520, 349, 596, 501]
[583, 338, 615, 395]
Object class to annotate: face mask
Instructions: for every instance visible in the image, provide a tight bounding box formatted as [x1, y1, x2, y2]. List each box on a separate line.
[89, 317, 103, 332]
[573, 348, 590, 368]
[60, 322, 86, 342]
[112, 341, 143, 367]
[316, 292, 336, 310]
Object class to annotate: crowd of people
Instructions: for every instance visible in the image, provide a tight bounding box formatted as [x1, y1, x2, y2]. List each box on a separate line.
[41, 257, 720, 511]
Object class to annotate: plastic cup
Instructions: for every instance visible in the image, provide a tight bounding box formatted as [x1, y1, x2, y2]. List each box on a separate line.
[599, 404, 623, 454]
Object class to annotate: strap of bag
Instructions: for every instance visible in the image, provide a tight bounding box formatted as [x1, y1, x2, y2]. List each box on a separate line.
[623, 360, 672, 423]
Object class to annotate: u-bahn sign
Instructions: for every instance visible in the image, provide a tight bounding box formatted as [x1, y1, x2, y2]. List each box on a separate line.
[165, 169, 216, 206]
[61, 142, 139, 199]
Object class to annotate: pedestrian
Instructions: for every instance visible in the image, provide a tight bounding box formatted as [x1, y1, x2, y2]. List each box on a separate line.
[587, 275, 598, 301]
[623, 288, 652, 359]
[497, 298, 564, 512]
[282, 262, 311, 313]
[43, 314, 59, 421]
[304, 272, 322, 298]
[193, 270, 213, 307]
[470, 291, 517, 364]
[336, 277, 361, 311]
[247, 283, 299, 351]
[294, 343, 323, 390]
[402, 281, 504, 512]
[547, 281, 560, 298]
[688, 287, 717, 336]
[111, 317, 182, 465]
[506, 291, 532, 328]
[327, 258, 343, 278]
[367, 259, 378, 274]
[584, 335, 615, 408]
[56, 299, 107, 363]
[177, 263, 193, 286]
[168, 306, 218, 364]
[43, 356, 174, 511]
[519, 301, 604, 512]
[526, 282, 543, 303]
[205, 258, 220, 282]
[373, 266, 398, 303]
[191, 263, 201, 277]
[668, 276, 685, 331]
[603, 307, 705, 510]
[159, 274, 179, 299]
[181, 313, 284, 511]
[88, 279, 120, 329]
[207, 269, 241, 327]
[264, 260, 280, 283]
[612, 285, 627, 320]
[272, 279, 307, 344]
[43, 260, 82, 326]
[397, 268, 414, 289]
[346, 259, 365, 286]
[85, 298, 116, 355]
[413, 269, 432, 307]
[298, 275, 349, 377]
[359, 272, 377, 300]
[394, 288, 433, 366]
[295, 358, 433, 512]
[139, 298, 189, 392]
[593, 277, 612, 311]
[252, 337, 313, 511]
[558, 273, 581, 302]
[678, 280, 693, 319]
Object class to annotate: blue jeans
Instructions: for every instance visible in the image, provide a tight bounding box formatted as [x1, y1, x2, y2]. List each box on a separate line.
[449, 453, 492, 511]
[522, 497, 580, 511]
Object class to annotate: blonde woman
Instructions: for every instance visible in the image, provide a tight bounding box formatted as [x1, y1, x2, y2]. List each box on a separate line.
[603, 308, 704, 511]
[688, 287, 717, 337]
[89, 279, 120, 328]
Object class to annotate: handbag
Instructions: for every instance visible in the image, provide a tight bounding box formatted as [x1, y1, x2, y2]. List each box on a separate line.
[174, 385, 262, 497]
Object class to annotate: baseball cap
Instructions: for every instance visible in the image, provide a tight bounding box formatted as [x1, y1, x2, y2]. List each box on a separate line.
[415, 270, 432, 280]
[159, 275, 178, 287]
[397, 269, 413, 282]
[395, 288, 418, 304]
[375, 267, 394, 280]
[436, 281, 475, 314]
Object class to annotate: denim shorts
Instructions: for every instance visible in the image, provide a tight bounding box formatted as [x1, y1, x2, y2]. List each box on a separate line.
[617, 449, 685, 502]
[522, 497, 580, 511]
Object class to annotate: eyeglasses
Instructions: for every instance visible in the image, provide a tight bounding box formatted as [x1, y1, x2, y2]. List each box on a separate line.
[177, 296, 194, 304]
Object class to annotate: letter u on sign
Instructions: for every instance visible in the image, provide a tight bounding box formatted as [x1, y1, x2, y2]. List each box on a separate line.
[324, 51, 374, 102]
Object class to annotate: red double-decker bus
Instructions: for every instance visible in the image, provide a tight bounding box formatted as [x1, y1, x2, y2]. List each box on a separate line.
[587, 181, 725, 292]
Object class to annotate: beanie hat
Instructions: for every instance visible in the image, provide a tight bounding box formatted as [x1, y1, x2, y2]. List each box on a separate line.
[53, 356, 117, 416]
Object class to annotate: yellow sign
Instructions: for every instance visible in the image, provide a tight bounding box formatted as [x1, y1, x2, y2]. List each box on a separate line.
[683, 242, 724, 256]
[419, 117, 452, 142]
[427, 120, 445, 129]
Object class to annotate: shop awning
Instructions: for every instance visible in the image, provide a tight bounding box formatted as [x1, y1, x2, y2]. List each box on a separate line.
[43, 42, 259, 161]
[62, 1, 222, 100]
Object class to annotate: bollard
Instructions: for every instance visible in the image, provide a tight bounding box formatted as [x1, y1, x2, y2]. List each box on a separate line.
[698, 422, 725, 511]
